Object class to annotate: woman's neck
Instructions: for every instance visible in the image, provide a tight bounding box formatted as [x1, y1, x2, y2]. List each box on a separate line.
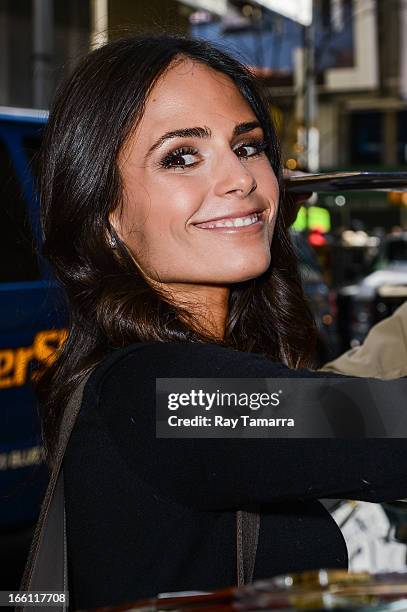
[164, 283, 229, 340]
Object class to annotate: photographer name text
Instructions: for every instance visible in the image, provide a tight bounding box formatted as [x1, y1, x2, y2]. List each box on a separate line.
[167, 415, 294, 428]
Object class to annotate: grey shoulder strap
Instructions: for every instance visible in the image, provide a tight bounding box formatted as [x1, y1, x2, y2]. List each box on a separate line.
[18, 370, 94, 612]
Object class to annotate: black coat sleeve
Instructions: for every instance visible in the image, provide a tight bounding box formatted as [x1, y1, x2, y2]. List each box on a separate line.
[87, 341, 407, 511]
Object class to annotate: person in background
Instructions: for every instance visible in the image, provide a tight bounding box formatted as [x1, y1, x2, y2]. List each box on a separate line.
[320, 301, 407, 575]
[321, 301, 407, 379]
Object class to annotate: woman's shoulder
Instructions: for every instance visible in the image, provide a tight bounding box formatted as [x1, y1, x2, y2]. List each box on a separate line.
[84, 340, 318, 406]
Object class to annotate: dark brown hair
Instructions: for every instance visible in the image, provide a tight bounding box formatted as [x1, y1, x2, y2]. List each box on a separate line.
[36, 33, 316, 463]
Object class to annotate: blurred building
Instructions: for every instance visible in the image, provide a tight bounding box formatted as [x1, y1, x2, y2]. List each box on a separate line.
[0, 0, 191, 109]
[0, 0, 90, 108]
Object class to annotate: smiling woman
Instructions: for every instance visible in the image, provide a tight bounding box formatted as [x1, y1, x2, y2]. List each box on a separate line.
[36, 33, 313, 425]
[26, 33, 407, 610]
[113, 59, 280, 337]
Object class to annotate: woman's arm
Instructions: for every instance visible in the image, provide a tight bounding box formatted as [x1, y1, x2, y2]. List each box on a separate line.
[88, 341, 407, 511]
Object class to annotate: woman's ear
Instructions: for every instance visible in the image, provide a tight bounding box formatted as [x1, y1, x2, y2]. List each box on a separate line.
[107, 209, 160, 286]
[107, 212, 123, 248]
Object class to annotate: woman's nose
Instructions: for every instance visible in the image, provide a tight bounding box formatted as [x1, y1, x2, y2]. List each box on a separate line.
[213, 153, 257, 199]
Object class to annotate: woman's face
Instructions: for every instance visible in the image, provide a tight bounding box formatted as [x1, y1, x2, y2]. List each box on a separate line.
[113, 59, 280, 286]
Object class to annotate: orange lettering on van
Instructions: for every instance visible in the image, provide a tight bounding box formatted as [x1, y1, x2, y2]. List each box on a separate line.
[14, 346, 35, 386]
[0, 350, 15, 389]
[0, 329, 68, 388]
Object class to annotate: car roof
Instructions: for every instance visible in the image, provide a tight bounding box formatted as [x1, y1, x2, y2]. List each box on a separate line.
[0, 106, 48, 124]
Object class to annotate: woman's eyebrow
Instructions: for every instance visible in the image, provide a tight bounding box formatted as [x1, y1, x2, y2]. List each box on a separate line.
[146, 121, 263, 160]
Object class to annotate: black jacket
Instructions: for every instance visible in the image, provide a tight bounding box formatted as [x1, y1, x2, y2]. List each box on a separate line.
[63, 341, 407, 609]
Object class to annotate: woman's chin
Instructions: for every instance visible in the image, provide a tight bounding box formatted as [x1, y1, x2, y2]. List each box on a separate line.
[158, 255, 272, 285]
[211, 262, 271, 284]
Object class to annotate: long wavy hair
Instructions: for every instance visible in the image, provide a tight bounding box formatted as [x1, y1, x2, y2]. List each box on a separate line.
[36, 33, 316, 463]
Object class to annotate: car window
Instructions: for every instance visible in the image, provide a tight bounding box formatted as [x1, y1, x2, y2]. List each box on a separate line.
[0, 138, 41, 282]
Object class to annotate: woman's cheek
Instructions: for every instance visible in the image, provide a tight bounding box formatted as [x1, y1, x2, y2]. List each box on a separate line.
[169, 182, 206, 219]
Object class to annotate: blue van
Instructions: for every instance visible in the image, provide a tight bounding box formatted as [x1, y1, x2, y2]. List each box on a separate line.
[0, 107, 67, 587]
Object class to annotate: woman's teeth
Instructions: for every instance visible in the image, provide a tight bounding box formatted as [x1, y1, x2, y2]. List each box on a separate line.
[197, 213, 260, 229]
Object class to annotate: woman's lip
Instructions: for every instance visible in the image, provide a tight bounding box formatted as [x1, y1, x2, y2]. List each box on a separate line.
[193, 210, 267, 234]
[193, 209, 266, 226]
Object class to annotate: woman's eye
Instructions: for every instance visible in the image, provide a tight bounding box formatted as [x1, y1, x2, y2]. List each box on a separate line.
[234, 141, 267, 159]
[160, 147, 198, 169]
[159, 140, 268, 170]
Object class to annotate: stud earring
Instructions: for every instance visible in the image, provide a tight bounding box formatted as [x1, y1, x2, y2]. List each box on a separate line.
[108, 234, 118, 249]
